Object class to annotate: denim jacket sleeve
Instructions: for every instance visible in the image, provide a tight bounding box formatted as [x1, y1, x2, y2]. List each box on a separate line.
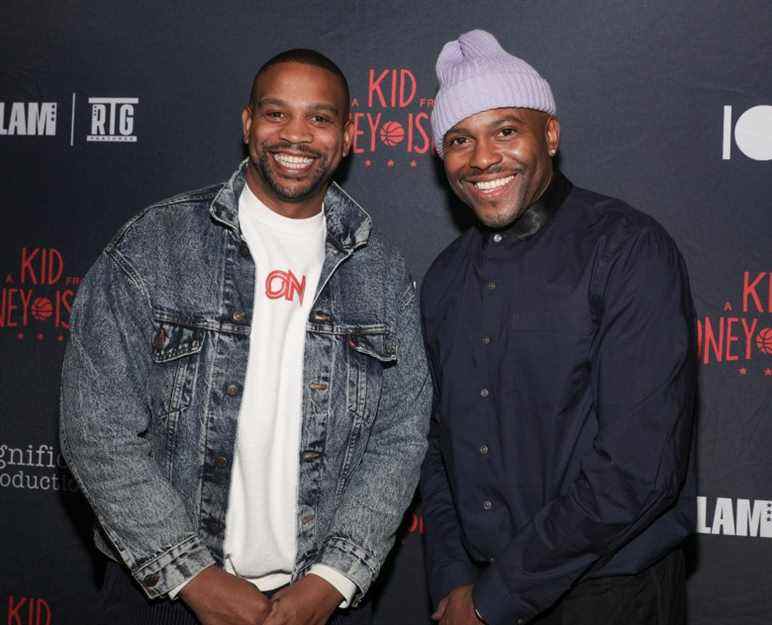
[317, 269, 431, 604]
[59, 249, 215, 599]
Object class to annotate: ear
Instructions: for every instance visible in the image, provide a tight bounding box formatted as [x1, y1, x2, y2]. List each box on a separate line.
[341, 115, 354, 158]
[241, 106, 253, 144]
[545, 116, 560, 157]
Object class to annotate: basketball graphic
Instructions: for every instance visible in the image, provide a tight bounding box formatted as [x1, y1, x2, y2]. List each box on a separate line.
[756, 327, 772, 355]
[379, 121, 405, 146]
[31, 297, 53, 321]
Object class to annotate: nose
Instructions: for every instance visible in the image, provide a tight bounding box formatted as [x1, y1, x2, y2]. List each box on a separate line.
[279, 115, 313, 144]
[469, 137, 502, 171]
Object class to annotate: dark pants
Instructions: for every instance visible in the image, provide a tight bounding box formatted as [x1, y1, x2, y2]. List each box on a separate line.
[98, 561, 372, 625]
[534, 549, 686, 625]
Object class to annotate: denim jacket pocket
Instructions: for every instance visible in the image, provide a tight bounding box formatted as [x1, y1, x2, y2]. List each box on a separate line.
[150, 320, 206, 416]
[344, 324, 397, 419]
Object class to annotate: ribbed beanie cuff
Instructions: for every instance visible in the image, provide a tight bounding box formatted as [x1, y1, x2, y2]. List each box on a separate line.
[430, 30, 556, 157]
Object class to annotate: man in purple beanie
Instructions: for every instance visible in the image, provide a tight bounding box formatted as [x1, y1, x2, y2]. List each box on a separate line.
[420, 29, 696, 625]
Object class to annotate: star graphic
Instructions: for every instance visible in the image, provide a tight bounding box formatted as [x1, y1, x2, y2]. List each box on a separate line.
[364, 159, 372, 168]
[764, 368, 772, 376]
[410, 160, 417, 168]
[738, 367, 748, 375]
[387, 160, 395, 168]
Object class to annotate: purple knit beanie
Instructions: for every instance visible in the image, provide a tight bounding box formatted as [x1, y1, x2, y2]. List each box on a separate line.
[431, 29, 556, 158]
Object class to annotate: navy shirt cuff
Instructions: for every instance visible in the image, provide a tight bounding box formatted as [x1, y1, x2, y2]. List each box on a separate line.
[432, 562, 478, 607]
[473, 564, 530, 625]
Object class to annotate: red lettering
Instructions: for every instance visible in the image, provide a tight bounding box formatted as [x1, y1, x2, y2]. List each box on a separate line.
[20, 248, 40, 285]
[700, 317, 723, 364]
[399, 69, 416, 107]
[57, 289, 74, 329]
[7, 596, 26, 625]
[35, 599, 51, 625]
[46, 249, 63, 285]
[286, 273, 306, 305]
[351, 112, 366, 154]
[18, 289, 32, 327]
[412, 111, 431, 154]
[265, 270, 306, 305]
[725, 317, 740, 361]
[740, 318, 758, 359]
[742, 271, 768, 313]
[368, 69, 389, 108]
[366, 113, 381, 152]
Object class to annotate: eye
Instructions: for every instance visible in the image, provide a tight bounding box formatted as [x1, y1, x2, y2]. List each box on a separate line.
[265, 110, 285, 120]
[311, 114, 333, 125]
[446, 135, 469, 148]
[498, 127, 517, 137]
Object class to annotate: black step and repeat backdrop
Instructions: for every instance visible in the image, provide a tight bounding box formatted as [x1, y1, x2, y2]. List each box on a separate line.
[1, 2, 770, 624]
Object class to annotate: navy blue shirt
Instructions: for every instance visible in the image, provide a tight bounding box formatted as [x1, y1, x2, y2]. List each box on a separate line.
[420, 174, 697, 625]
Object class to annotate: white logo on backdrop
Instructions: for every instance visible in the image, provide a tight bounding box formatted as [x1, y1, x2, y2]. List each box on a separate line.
[723, 105, 772, 161]
[87, 97, 139, 142]
[0, 102, 57, 136]
[697, 496, 772, 537]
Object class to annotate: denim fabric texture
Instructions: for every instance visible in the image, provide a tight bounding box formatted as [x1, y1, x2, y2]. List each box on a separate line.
[60, 160, 431, 603]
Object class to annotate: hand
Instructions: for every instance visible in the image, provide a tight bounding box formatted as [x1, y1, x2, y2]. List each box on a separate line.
[433, 585, 483, 625]
[180, 565, 272, 625]
[264, 574, 344, 625]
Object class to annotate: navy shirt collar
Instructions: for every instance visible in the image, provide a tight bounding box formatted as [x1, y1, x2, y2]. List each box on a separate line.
[480, 170, 572, 242]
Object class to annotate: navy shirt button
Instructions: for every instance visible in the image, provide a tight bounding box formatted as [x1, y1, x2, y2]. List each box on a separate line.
[487, 280, 497, 290]
[479, 444, 489, 456]
[492, 233, 503, 243]
[482, 500, 493, 511]
[481, 335, 491, 345]
[480, 388, 489, 398]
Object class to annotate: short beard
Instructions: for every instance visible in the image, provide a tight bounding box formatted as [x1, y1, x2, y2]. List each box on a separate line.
[255, 148, 329, 203]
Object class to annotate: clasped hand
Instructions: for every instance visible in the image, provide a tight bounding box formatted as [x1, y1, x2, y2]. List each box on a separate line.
[432, 584, 484, 625]
[182, 566, 343, 625]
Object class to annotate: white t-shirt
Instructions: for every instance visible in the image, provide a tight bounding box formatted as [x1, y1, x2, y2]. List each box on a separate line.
[221, 184, 355, 602]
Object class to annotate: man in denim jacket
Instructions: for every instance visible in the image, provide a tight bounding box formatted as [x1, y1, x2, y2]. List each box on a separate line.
[60, 49, 430, 625]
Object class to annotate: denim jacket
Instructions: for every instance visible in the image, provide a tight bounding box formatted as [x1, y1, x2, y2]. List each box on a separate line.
[60, 161, 431, 602]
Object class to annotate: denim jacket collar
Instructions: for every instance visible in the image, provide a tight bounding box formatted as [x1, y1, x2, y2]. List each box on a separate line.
[210, 160, 372, 253]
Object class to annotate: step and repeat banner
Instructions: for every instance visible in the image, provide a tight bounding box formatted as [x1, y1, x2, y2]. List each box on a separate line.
[1, 2, 770, 624]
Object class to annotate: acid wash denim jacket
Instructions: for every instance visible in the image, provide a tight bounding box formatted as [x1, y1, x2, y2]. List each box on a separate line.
[60, 161, 431, 602]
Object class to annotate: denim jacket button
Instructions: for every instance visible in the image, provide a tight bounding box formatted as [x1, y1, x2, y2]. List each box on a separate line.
[302, 450, 322, 462]
[309, 382, 328, 391]
[143, 573, 160, 588]
[232, 311, 246, 322]
[226, 384, 240, 397]
[312, 311, 331, 322]
[214, 456, 227, 467]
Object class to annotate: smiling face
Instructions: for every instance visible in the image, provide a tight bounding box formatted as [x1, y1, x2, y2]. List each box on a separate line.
[442, 107, 560, 228]
[241, 61, 352, 218]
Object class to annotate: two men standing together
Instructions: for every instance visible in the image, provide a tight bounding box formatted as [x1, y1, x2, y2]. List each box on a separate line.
[61, 30, 695, 625]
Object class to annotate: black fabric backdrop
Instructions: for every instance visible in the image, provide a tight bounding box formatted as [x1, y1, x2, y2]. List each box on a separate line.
[1, 2, 770, 624]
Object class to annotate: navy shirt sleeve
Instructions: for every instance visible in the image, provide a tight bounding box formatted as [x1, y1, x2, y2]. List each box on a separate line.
[472, 227, 697, 625]
[420, 298, 479, 606]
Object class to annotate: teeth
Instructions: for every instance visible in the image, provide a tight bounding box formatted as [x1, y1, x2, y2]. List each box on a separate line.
[474, 175, 514, 191]
[274, 154, 314, 169]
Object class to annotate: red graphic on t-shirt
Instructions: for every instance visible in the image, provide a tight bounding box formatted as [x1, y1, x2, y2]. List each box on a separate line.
[266, 270, 306, 305]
